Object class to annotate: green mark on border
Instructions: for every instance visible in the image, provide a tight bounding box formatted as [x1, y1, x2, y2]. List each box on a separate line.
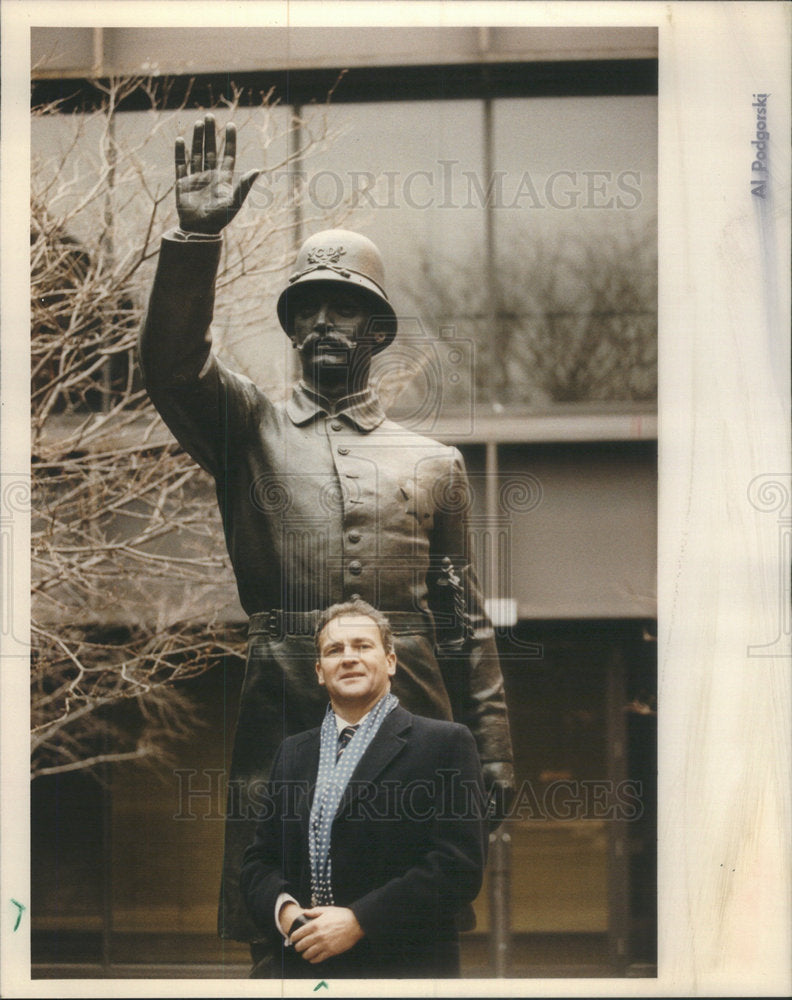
[313, 982, 328, 991]
[11, 899, 26, 931]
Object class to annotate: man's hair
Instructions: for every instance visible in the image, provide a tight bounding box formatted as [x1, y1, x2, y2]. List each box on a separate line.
[314, 599, 395, 656]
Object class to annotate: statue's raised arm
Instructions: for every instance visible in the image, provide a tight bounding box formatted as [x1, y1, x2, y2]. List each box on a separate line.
[137, 114, 264, 478]
[174, 114, 260, 235]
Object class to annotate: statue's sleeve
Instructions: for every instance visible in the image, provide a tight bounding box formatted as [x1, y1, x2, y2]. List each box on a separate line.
[429, 448, 515, 805]
[137, 232, 261, 478]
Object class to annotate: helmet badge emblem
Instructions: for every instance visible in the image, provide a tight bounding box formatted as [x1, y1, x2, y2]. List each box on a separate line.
[307, 245, 346, 265]
[290, 244, 351, 283]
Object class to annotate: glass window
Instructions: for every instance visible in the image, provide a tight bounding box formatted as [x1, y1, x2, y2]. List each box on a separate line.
[300, 100, 487, 425]
[489, 96, 658, 408]
[298, 95, 657, 418]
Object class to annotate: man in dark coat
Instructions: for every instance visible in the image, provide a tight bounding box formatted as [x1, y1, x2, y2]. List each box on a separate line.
[240, 600, 489, 979]
[138, 114, 513, 947]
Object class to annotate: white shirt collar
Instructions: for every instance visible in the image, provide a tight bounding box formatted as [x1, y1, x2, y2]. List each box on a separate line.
[334, 709, 369, 734]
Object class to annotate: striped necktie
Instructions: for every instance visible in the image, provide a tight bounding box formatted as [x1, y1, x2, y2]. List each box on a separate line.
[336, 724, 358, 761]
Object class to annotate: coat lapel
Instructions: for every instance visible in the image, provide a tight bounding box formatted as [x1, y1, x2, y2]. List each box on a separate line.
[338, 706, 412, 814]
[288, 728, 320, 842]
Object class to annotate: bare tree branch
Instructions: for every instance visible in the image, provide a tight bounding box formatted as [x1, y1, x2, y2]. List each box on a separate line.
[31, 77, 342, 779]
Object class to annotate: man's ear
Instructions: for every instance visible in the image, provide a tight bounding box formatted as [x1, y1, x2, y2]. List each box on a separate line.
[315, 661, 325, 685]
[386, 651, 397, 676]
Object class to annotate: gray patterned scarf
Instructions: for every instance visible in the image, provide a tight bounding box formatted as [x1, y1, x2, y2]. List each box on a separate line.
[309, 691, 399, 905]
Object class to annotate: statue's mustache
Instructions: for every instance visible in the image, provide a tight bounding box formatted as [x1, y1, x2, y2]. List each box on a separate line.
[297, 331, 356, 354]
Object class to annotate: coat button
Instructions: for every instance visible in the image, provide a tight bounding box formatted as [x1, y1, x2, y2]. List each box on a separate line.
[338, 446, 350, 455]
[348, 530, 361, 543]
[348, 560, 362, 575]
[331, 421, 342, 431]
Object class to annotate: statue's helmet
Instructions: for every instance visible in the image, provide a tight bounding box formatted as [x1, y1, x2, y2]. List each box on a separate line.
[277, 229, 397, 353]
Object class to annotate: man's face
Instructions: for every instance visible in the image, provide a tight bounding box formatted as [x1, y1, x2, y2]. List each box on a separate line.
[315, 614, 397, 719]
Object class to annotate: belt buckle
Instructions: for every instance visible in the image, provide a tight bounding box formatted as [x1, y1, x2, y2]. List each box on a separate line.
[266, 609, 281, 637]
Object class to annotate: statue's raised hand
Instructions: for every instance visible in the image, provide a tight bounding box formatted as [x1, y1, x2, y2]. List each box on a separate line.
[175, 114, 260, 235]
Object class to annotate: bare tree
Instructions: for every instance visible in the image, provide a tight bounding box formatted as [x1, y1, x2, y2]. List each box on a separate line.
[30, 77, 344, 779]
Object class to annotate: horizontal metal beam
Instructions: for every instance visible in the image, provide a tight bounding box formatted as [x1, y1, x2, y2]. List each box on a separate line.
[31, 58, 658, 113]
[35, 407, 658, 455]
[413, 409, 658, 445]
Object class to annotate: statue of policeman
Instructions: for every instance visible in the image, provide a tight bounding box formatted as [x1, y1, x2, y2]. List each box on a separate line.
[138, 114, 514, 955]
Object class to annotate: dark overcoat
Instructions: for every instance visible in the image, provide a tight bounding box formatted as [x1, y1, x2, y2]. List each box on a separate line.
[239, 706, 489, 978]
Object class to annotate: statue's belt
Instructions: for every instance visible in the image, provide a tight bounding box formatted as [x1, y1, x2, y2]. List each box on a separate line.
[248, 608, 432, 638]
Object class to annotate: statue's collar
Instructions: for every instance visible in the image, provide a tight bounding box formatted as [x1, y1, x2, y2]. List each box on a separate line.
[286, 381, 386, 432]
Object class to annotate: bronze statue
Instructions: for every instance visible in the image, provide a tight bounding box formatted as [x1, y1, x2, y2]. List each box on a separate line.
[138, 114, 514, 948]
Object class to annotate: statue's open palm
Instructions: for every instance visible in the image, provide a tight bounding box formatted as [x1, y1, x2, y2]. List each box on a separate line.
[175, 114, 260, 234]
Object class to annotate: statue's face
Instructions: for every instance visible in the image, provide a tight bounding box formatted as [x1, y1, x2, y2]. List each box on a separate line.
[290, 284, 379, 392]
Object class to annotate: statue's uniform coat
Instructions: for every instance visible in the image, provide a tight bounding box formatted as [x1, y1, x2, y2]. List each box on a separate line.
[139, 232, 513, 941]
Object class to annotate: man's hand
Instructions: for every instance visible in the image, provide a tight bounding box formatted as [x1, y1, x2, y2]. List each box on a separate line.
[290, 905, 364, 963]
[175, 114, 260, 235]
[277, 900, 302, 937]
